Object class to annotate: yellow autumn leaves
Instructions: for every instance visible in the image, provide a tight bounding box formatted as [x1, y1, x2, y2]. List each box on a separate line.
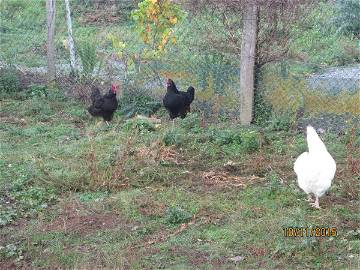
[131, 0, 184, 53]
[107, 34, 126, 58]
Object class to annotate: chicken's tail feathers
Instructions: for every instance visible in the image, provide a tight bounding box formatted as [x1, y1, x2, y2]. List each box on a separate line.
[90, 87, 101, 102]
[306, 125, 327, 153]
[187, 86, 195, 102]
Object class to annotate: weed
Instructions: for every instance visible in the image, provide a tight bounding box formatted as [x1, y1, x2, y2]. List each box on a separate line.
[87, 132, 134, 191]
[163, 129, 185, 146]
[265, 171, 283, 198]
[0, 243, 23, 262]
[165, 206, 192, 225]
[122, 118, 156, 132]
[179, 113, 201, 130]
[267, 113, 294, 132]
[119, 91, 161, 118]
[0, 66, 21, 96]
[0, 206, 17, 226]
[240, 129, 260, 153]
[77, 39, 102, 80]
[27, 84, 48, 98]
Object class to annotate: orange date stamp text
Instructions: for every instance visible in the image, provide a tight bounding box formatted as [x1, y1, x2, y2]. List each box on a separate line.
[283, 227, 337, 237]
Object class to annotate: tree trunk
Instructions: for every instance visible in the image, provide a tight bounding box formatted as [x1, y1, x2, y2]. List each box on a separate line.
[46, 0, 56, 84]
[64, 0, 77, 76]
[239, 1, 259, 125]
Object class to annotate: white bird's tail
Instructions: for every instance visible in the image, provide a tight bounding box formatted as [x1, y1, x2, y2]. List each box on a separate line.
[306, 126, 327, 154]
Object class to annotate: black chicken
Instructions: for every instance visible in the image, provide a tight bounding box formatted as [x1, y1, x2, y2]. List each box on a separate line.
[88, 84, 118, 125]
[163, 78, 195, 119]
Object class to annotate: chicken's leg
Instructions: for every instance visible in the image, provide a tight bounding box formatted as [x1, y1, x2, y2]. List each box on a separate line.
[105, 121, 110, 126]
[305, 194, 313, 202]
[310, 196, 320, 209]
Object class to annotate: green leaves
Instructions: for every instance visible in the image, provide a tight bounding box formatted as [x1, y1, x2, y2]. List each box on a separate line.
[165, 206, 192, 225]
[131, 0, 185, 55]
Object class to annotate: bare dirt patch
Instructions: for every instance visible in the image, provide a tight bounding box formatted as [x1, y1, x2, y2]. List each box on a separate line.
[42, 200, 125, 235]
[167, 245, 229, 268]
[136, 197, 166, 217]
[0, 260, 17, 270]
[135, 141, 185, 166]
[0, 116, 27, 126]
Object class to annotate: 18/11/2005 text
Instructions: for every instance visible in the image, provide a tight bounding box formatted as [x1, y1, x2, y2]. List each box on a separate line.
[283, 227, 337, 237]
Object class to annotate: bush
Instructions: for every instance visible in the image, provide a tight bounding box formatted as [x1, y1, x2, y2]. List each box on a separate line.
[240, 130, 260, 153]
[0, 67, 21, 95]
[119, 91, 161, 118]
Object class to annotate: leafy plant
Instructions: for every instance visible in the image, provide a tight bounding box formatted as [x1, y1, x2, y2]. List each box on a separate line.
[77, 39, 102, 80]
[267, 113, 294, 132]
[165, 206, 192, 225]
[131, 0, 185, 54]
[0, 66, 21, 95]
[122, 118, 156, 132]
[0, 206, 17, 226]
[214, 129, 242, 146]
[27, 84, 48, 98]
[119, 91, 161, 118]
[11, 186, 56, 214]
[162, 129, 184, 146]
[334, 0, 360, 36]
[0, 243, 23, 261]
[240, 130, 260, 153]
[179, 113, 201, 130]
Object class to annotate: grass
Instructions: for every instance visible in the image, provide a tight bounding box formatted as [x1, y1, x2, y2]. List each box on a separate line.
[0, 87, 359, 269]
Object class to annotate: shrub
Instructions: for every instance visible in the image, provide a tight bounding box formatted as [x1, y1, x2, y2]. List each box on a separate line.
[240, 130, 260, 153]
[119, 91, 161, 118]
[0, 67, 21, 95]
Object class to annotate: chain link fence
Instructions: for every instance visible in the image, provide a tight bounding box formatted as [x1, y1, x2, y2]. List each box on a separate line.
[1, 0, 359, 130]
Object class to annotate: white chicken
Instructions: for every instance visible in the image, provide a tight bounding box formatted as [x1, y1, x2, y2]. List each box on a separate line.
[294, 126, 336, 209]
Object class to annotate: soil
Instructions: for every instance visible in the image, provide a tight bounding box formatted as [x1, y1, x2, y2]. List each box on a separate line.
[42, 200, 127, 235]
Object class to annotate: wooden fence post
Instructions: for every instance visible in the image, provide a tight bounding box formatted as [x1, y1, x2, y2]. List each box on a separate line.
[46, 0, 56, 85]
[64, 0, 77, 76]
[239, 1, 259, 125]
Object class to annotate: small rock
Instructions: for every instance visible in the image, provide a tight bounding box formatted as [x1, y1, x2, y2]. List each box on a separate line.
[229, 255, 245, 263]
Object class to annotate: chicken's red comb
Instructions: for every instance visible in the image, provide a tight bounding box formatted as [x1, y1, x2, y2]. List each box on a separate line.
[111, 84, 117, 93]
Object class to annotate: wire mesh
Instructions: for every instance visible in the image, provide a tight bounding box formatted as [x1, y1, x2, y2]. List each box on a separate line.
[0, 0, 359, 129]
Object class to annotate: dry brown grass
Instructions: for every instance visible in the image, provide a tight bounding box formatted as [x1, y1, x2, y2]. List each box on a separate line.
[201, 170, 263, 188]
[87, 133, 134, 191]
[135, 140, 183, 165]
